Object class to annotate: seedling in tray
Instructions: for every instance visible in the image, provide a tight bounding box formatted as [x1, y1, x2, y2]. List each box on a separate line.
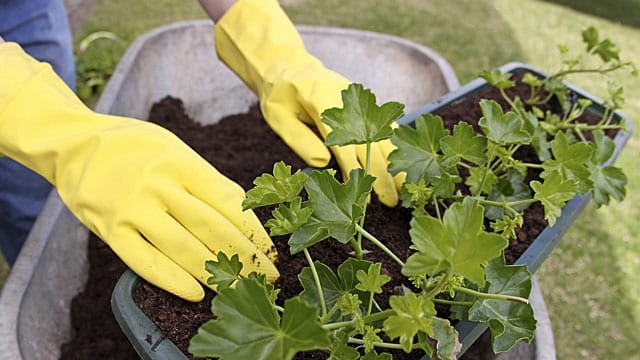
[187, 26, 635, 359]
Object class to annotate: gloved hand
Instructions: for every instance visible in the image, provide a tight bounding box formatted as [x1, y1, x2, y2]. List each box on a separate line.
[0, 42, 278, 302]
[214, 0, 402, 207]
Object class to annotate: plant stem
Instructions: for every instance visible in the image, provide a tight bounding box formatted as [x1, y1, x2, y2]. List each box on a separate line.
[304, 249, 328, 317]
[322, 309, 395, 331]
[425, 272, 450, 299]
[453, 285, 529, 304]
[477, 146, 498, 194]
[353, 142, 374, 260]
[355, 224, 404, 267]
[433, 298, 474, 306]
[350, 238, 364, 259]
[557, 123, 623, 131]
[433, 196, 442, 222]
[478, 198, 536, 216]
[520, 162, 544, 169]
[348, 337, 408, 350]
[550, 62, 633, 79]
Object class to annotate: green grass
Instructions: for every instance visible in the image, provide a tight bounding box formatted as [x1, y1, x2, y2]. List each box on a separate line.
[495, 1, 640, 358]
[0, 254, 8, 289]
[1, 0, 638, 358]
[282, 0, 525, 83]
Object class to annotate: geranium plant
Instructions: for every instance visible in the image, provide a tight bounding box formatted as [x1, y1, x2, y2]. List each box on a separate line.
[187, 27, 634, 359]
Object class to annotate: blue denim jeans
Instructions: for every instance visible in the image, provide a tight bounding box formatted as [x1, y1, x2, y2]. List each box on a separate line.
[0, 0, 75, 265]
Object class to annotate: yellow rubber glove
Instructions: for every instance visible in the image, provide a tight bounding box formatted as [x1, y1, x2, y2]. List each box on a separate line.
[214, 0, 403, 207]
[0, 42, 278, 302]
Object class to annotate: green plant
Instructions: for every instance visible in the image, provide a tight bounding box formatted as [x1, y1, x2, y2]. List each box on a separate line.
[74, 31, 123, 105]
[186, 27, 634, 359]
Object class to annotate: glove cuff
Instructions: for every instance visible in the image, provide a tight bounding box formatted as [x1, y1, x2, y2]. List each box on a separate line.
[0, 42, 113, 183]
[214, 0, 323, 95]
[0, 43, 49, 110]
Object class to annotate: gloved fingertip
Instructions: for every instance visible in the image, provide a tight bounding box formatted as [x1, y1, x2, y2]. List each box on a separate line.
[174, 284, 206, 302]
[303, 153, 331, 168]
[264, 266, 281, 283]
[393, 172, 406, 192]
[377, 190, 399, 208]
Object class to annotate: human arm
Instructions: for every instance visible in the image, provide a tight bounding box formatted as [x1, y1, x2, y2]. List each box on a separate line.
[0, 42, 278, 302]
[211, 0, 403, 206]
[198, 0, 237, 22]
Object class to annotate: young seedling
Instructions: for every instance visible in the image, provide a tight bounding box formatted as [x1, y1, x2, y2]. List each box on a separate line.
[190, 84, 534, 360]
[189, 27, 633, 359]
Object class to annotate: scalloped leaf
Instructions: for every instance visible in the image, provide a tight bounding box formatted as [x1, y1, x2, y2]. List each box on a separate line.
[243, 161, 307, 210]
[388, 114, 451, 184]
[402, 198, 508, 287]
[289, 169, 374, 254]
[322, 83, 404, 146]
[541, 131, 593, 194]
[468, 256, 536, 353]
[190, 277, 329, 359]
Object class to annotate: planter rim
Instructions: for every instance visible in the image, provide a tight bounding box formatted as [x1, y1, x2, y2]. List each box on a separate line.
[95, 19, 461, 116]
[0, 191, 72, 360]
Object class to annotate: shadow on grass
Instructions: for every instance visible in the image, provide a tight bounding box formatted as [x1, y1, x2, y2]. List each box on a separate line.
[539, 205, 640, 358]
[541, 0, 640, 28]
[283, 0, 526, 83]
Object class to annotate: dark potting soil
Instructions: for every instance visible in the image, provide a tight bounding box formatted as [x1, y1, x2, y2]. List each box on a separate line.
[60, 71, 607, 359]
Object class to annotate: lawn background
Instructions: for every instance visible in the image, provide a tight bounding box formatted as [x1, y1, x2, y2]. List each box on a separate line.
[1, 0, 638, 358]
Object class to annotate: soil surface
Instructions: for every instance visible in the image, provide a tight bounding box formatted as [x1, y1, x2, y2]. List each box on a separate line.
[60, 72, 606, 359]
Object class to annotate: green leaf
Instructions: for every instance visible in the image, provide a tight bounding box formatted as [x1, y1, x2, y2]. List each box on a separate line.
[440, 122, 487, 165]
[362, 326, 383, 352]
[431, 317, 461, 360]
[484, 169, 532, 221]
[589, 165, 627, 208]
[329, 338, 360, 360]
[521, 72, 544, 88]
[468, 256, 536, 353]
[430, 172, 460, 198]
[403, 198, 508, 286]
[541, 132, 594, 194]
[491, 214, 524, 240]
[389, 114, 451, 184]
[355, 263, 390, 294]
[479, 69, 515, 89]
[591, 130, 615, 164]
[189, 277, 329, 359]
[322, 83, 404, 146]
[478, 100, 532, 145]
[582, 26, 599, 51]
[582, 26, 620, 62]
[399, 178, 432, 215]
[449, 283, 477, 320]
[531, 172, 578, 226]
[243, 161, 307, 210]
[204, 252, 243, 290]
[299, 258, 373, 318]
[289, 169, 375, 254]
[336, 293, 363, 317]
[465, 167, 498, 196]
[531, 125, 552, 161]
[265, 198, 313, 236]
[383, 292, 436, 353]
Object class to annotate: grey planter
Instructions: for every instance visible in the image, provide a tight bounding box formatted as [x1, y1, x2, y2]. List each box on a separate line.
[0, 20, 459, 359]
